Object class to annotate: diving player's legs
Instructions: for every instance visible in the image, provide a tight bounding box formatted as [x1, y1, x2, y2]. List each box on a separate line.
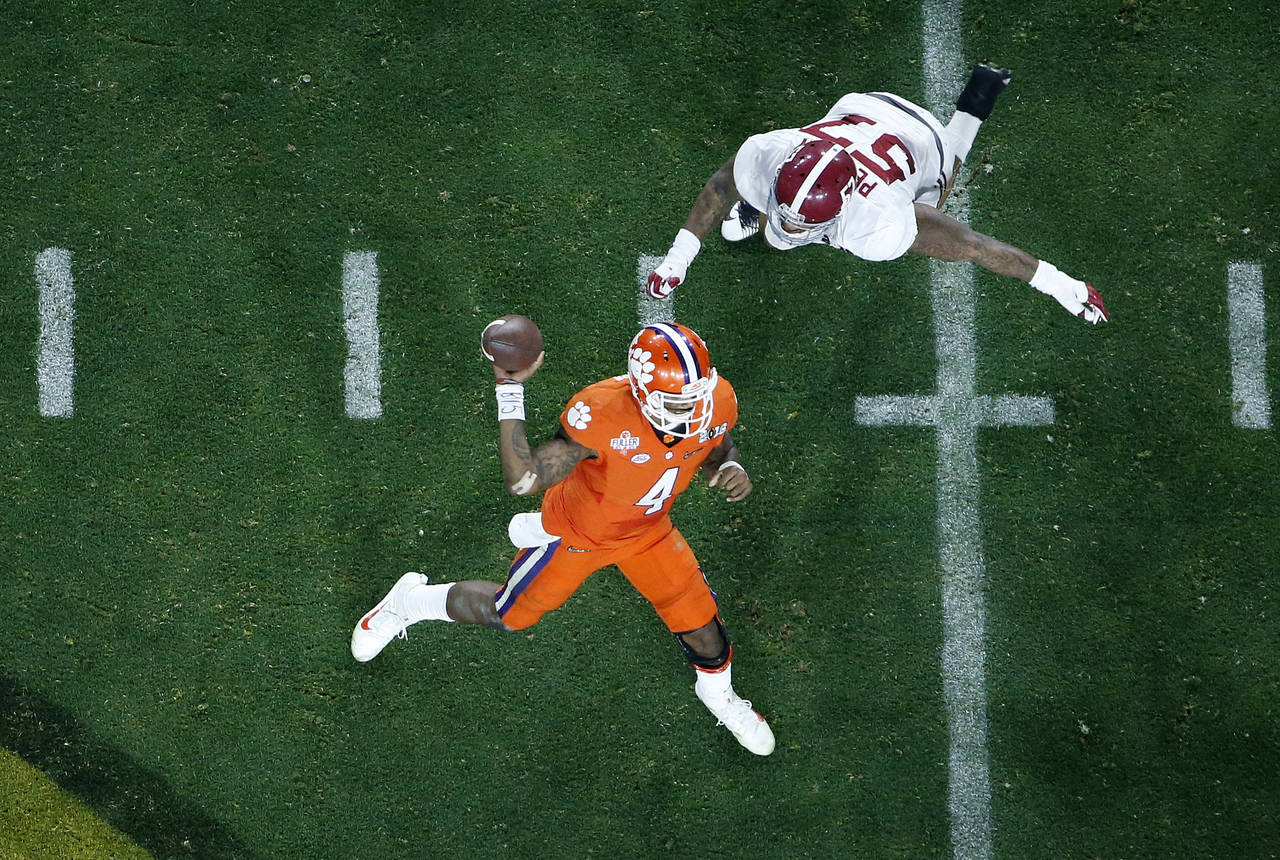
[351, 571, 456, 662]
[938, 63, 1012, 206]
[948, 63, 1013, 163]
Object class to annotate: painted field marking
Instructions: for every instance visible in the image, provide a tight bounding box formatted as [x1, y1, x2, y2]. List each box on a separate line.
[342, 250, 383, 419]
[636, 253, 673, 326]
[35, 247, 76, 418]
[1227, 261, 1270, 429]
[855, 252, 1053, 860]
[859, 2, 1052, 857]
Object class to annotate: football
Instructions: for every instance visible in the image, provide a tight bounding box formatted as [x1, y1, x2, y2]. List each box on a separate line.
[481, 314, 544, 372]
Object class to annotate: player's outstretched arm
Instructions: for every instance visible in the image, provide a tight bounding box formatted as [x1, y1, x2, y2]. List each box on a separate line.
[702, 433, 752, 502]
[910, 203, 1037, 278]
[910, 203, 1110, 324]
[647, 157, 742, 299]
[680, 157, 742, 240]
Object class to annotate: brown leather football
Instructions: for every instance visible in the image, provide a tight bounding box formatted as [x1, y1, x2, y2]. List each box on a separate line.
[480, 314, 543, 372]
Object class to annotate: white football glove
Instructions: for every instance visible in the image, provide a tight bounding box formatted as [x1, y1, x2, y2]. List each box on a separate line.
[645, 229, 701, 300]
[1031, 262, 1110, 324]
[646, 259, 685, 299]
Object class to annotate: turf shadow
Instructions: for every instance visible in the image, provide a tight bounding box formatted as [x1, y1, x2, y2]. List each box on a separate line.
[0, 674, 257, 860]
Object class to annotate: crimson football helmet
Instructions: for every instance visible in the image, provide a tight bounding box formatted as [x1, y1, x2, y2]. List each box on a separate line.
[627, 323, 718, 438]
[765, 139, 857, 249]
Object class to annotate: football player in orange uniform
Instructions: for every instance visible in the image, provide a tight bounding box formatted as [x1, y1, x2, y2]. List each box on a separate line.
[351, 322, 774, 755]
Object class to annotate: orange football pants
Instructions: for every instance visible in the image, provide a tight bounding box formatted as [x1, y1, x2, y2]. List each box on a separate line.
[494, 526, 717, 633]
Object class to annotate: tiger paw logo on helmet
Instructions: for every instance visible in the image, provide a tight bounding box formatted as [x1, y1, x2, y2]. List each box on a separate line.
[567, 401, 592, 430]
[629, 348, 655, 385]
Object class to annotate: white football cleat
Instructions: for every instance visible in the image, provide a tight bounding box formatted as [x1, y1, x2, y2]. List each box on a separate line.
[720, 201, 762, 242]
[696, 686, 776, 755]
[351, 572, 427, 662]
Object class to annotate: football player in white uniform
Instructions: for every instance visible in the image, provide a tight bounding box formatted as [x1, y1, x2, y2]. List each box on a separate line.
[647, 64, 1109, 324]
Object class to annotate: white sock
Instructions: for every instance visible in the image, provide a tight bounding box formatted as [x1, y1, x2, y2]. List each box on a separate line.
[945, 111, 982, 164]
[403, 582, 456, 623]
[694, 659, 734, 699]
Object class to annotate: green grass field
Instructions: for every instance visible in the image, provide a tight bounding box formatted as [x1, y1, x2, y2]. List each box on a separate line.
[2, 1, 1277, 857]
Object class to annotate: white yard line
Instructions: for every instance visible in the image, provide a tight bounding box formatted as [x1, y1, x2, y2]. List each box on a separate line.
[1227, 261, 1270, 429]
[636, 253, 673, 326]
[342, 251, 383, 419]
[856, 269, 1052, 860]
[35, 248, 76, 418]
[855, 4, 1057, 857]
[643, 11, 1058, 851]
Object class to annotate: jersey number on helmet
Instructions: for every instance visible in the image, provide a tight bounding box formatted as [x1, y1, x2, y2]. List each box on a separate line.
[801, 114, 917, 188]
[635, 467, 680, 515]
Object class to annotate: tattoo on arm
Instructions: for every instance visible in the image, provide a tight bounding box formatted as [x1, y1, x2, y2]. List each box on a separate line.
[515, 426, 594, 491]
[510, 432, 532, 464]
[964, 233, 1037, 280]
[498, 419, 548, 496]
[531, 441, 590, 488]
[497, 416, 595, 495]
[683, 157, 741, 239]
[910, 203, 1037, 281]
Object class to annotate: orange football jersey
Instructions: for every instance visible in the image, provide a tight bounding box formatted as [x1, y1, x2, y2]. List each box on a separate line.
[540, 375, 738, 548]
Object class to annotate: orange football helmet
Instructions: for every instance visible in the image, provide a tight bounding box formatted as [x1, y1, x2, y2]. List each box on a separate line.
[626, 323, 718, 438]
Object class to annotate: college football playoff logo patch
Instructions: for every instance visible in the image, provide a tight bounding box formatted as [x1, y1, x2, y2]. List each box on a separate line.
[698, 421, 729, 443]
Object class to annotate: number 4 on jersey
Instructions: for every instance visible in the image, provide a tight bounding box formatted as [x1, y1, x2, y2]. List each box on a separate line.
[635, 467, 680, 515]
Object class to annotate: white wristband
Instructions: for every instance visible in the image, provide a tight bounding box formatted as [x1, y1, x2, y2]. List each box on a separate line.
[716, 459, 743, 474]
[668, 228, 701, 267]
[495, 383, 525, 422]
[1029, 260, 1060, 294]
[1030, 260, 1086, 304]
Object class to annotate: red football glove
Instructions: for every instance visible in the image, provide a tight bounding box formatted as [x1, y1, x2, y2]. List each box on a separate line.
[1031, 262, 1110, 325]
[1080, 283, 1109, 324]
[646, 261, 684, 299]
[646, 229, 701, 300]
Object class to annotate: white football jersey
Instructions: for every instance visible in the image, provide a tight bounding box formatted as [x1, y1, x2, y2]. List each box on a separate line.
[733, 92, 956, 262]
